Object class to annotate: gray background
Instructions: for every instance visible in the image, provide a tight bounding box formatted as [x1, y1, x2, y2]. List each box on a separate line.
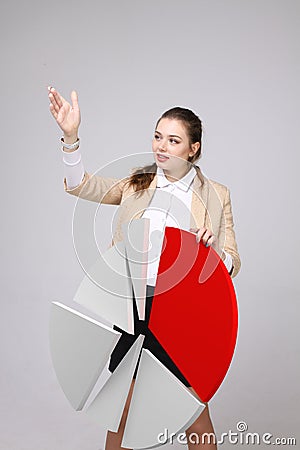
[0, 0, 299, 449]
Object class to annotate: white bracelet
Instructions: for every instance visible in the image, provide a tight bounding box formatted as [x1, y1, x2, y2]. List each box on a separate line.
[60, 137, 80, 150]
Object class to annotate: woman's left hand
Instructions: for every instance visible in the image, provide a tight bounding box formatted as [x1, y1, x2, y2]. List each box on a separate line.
[190, 227, 223, 258]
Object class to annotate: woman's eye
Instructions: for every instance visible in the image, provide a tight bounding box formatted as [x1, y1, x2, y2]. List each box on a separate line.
[154, 134, 161, 140]
[170, 139, 179, 144]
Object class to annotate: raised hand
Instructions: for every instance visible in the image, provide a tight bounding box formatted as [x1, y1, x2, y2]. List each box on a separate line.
[48, 87, 81, 140]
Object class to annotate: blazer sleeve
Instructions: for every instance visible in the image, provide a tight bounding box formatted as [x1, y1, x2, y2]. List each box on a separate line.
[219, 188, 241, 278]
[63, 171, 128, 205]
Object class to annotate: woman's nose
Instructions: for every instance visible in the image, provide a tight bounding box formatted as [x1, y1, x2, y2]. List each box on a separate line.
[158, 140, 167, 151]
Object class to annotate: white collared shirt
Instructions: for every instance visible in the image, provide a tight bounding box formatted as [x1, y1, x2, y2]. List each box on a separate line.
[142, 166, 197, 285]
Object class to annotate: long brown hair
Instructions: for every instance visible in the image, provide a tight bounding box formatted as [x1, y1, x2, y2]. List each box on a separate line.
[128, 107, 203, 192]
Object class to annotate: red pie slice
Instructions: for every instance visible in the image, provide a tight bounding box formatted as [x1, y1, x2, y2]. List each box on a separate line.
[149, 227, 238, 402]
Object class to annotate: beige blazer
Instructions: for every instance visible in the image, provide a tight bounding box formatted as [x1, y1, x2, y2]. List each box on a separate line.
[64, 167, 241, 277]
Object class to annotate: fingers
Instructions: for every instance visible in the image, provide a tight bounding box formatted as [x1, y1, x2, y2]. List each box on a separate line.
[48, 86, 59, 110]
[48, 87, 63, 122]
[198, 228, 212, 246]
[190, 227, 215, 247]
[56, 103, 66, 124]
[52, 89, 63, 107]
[48, 86, 71, 124]
[48, 86, 58, 119]
[48, 86, 69, 116]
[48, 92, 60, 117]
[49, 102, 58, 120]
[206, 235, 216, 246]
[71, 90, 79, 110]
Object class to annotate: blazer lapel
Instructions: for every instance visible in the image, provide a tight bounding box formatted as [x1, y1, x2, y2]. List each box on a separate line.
[190, 170, 209, 230]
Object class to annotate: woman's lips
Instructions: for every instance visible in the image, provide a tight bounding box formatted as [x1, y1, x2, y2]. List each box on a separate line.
[156, 153, 169, 162]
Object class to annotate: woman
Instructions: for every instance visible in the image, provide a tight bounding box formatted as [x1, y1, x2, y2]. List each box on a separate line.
[48, 86, 240, 450]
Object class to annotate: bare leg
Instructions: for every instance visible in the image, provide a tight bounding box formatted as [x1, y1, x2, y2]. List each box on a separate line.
[185, 388, 217, 449]
[104, 380, 135, 450]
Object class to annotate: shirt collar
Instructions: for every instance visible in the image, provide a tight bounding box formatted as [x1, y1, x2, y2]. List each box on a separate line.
[156, 165, 197, 192]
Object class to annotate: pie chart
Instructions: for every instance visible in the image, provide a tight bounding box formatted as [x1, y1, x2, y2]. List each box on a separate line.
[49, 220, 238, 448]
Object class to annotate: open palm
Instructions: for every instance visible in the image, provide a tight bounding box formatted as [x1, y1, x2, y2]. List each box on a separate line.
[48, 87, 81, 137]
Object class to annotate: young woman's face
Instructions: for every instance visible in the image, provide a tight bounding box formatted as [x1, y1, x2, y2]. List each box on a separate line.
[152, 118, 199, 176]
